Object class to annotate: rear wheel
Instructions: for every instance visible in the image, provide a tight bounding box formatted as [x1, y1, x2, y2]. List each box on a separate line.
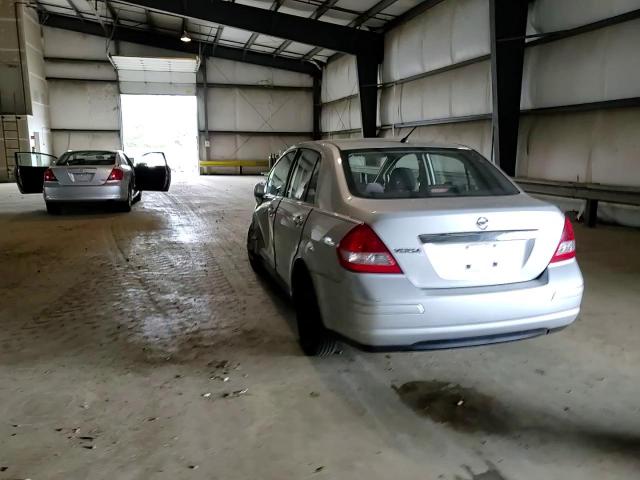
[293, 268, 337, 357]
[45, 202, 61, 215]
[247, 221, 263, 273]
[118, 184, 133, 212]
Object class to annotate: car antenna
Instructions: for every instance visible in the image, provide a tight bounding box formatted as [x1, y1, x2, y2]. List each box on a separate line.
[400, 126, 417, 143]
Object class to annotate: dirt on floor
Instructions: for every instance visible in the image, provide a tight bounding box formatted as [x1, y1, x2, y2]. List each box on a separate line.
[0, 177, 639, 480]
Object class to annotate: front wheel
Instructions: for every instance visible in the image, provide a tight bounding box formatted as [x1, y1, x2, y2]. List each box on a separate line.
[294, 272, 338, 357]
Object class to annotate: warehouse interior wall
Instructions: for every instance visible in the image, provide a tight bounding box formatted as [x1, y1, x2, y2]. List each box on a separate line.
[0, 1, 51, 181]
[319, 0, 640, 226]
[41, 26, 314, 175]
[196, 58, 313, 175]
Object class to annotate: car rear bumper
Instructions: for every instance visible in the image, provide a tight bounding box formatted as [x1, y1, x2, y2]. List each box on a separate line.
[314, 260, 583, 349]
[44, 183, 127, 202]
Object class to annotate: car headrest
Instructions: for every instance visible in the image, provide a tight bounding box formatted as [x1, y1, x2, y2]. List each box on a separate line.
[387, 167, 417, 192]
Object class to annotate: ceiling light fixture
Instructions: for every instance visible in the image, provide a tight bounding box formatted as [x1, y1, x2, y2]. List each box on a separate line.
[180, 30, 191, 43]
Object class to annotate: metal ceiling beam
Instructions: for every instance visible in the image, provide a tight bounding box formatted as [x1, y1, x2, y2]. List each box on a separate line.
[273, 0, 339, 57]
[243, 0, 283, 51]
[83, 0, 109, 34]
[351, 0, 399, 28]
[65, 0, 86, 20]
[115, 0, 383, 59]
[144, 8, 154, 29]
[43, 13, 321, 77]
[489, 0, 528, 177]
[104, 0, 118, 22]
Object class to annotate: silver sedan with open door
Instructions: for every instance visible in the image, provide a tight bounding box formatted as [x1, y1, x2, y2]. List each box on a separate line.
[15, 150, 171, 214]
[247, 140, 584, 356]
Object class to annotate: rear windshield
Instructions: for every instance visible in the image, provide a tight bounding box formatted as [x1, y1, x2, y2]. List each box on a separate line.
[341, 147, 519, 198]
[56, 151, 116, 166]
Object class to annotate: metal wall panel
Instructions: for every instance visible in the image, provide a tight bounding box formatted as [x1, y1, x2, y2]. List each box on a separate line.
[43, 26, 114, 60]
[199, 133, 310, 161]
[52, 130, 121, 155]
[382, 0, 490, 83]
[48, 79, 120, 130]
[320, 96, 362, 133]
[200, 58, 313, 87]
[517, 107, 640, 187]
[380, 60, 492, 125]
[380, 120, 492, 158]
[321, 55, 358, 103]
[527, 0, 640, 33]
[521, 19, 640, 109]
[45, 61, 117, 81]
[197, 87, 312, 132]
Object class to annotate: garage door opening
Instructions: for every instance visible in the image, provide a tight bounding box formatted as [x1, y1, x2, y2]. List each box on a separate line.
[121, 94, 199, 178]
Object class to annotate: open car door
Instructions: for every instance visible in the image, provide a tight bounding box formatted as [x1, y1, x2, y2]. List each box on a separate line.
[134, 152, 171, 192]
[15, 152, 57, 194]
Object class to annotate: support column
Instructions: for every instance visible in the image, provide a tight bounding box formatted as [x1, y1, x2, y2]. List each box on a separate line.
[356, 55, 378, 138]
[312, 76, 321, 140]
[201, 53, 210, 161]
[489, 0, 528, 176]
[584, 199, 599, 228]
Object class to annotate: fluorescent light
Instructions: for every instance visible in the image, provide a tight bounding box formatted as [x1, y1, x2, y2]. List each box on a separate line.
[180, 30, 191, 43]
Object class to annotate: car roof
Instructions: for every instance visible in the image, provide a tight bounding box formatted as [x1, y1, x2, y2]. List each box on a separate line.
[301, 138, 472, 151]
[65, 149, 120, 153]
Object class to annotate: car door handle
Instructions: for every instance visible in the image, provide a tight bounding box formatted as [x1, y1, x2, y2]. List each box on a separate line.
[267, 206, 276, 217]
[292, 214, 305, 226]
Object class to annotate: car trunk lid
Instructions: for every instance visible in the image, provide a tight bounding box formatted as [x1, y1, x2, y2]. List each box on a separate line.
[360, 194, 565, 289]
[51, 166, 115, 186]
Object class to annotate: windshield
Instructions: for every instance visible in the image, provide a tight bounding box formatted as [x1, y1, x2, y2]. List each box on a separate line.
[56, 151, 116, 166]
[341, 147, 519, 199]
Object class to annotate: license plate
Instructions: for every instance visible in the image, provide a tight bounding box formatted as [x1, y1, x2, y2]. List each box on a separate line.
[462, 242, 521, 272]
[73, 173, 92, 182]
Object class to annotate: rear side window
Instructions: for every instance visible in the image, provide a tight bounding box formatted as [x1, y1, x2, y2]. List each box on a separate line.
[286, 149, 320, 201]
[341, 148, 518, 199]
[57, 151, 116, 166]
[266, 150, 296, 196]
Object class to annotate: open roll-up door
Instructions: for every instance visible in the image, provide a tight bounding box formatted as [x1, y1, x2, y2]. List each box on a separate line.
[110, 55, 200, 96]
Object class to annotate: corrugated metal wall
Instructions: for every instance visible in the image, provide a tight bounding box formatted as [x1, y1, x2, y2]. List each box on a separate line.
[43, 27, 121, 155]
[197, 57, 313, 174]
[0, 3, 51, 181]
[320, 0, 640, 224]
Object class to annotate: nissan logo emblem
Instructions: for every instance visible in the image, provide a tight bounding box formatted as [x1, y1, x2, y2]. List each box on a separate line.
[476, 217, 489, 230]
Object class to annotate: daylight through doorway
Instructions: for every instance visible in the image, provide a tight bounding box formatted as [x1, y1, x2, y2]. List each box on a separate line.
[121, 95, 199, 178]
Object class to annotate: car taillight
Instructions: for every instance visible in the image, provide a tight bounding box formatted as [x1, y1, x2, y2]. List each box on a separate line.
[550, 216, 576, 263]
[43, 168, 57, 182]
[337, 224, 402, 274]
[107, 167, 124, 181]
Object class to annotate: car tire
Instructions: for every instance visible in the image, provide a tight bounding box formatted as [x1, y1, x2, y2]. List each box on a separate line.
[246, 221, 263, 273]
[294, 270, 337, 357]
[119, 184, 133, 212]
[46, 202, 61, 215]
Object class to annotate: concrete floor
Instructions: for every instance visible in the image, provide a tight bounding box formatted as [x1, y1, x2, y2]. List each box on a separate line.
[0, 177, 639, 480]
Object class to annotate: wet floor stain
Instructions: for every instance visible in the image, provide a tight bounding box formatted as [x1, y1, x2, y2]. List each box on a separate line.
[455, 464, 508, 480]
[392, 381, 510, 433]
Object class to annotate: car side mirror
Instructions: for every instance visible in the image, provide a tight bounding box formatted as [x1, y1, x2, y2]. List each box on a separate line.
[254, 182, 266, 204]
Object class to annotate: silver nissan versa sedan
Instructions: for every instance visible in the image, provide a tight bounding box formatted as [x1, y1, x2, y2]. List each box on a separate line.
[247, 140, 584, 356]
